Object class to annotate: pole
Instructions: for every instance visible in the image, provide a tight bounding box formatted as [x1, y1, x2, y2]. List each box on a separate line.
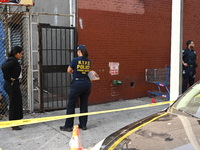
[170, 0, 183, 101]
[26, 6, 34, 112]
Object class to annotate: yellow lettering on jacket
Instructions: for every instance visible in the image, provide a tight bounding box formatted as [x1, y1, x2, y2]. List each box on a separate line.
[77, 60, 90, 74]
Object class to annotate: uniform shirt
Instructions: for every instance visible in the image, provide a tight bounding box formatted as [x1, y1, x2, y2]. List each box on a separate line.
[182, 48, 197, 67]
[1, 56, 21, 81]
[70, 56, 91, 79]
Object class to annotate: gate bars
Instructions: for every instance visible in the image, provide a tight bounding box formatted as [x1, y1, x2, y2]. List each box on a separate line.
[38, 24, 75, 112]
[31, 12, 76, 112]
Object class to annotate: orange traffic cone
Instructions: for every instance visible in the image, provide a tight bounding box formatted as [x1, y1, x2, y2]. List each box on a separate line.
[69, 125, 83, 150]
[151, 98, 156, 103]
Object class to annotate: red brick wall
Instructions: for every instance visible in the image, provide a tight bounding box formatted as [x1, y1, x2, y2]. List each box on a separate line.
[77, 0, 200, 105]
[183, 0, 200, 80]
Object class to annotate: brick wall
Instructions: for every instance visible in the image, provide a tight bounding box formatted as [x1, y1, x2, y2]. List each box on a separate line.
[183, 0, 200, 80]
[77, 0, 200, 105]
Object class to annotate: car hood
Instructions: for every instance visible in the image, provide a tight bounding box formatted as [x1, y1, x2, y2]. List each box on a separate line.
[97, 111, 200, 150]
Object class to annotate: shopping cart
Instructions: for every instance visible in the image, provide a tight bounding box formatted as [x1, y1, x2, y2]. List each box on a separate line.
[145, 66, 170, 100]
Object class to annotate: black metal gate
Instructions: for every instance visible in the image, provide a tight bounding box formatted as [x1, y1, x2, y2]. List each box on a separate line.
[38, 24, 76, 112]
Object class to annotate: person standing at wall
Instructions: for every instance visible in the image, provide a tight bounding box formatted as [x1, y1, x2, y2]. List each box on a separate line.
[1, 46, 23, 130]
[60, 45, 91, 132]
[182, 40, 198, 93]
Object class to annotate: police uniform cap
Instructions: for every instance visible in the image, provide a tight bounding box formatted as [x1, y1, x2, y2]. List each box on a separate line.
[77, 45, 86, 50]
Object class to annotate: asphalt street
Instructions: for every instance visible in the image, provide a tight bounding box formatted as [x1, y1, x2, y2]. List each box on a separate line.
[0, 97, 169, 150]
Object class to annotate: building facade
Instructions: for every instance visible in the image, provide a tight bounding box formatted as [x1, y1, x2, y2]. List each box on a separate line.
[1, 0, 200, 113]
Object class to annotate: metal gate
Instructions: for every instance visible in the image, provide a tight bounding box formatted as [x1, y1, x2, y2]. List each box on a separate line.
[38, 23, 76, 112]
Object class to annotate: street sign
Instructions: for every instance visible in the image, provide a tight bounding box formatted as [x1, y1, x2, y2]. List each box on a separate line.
[0, 0, 9, 2]
[109, 62, 119, 75]
[0, 0, 34, 6]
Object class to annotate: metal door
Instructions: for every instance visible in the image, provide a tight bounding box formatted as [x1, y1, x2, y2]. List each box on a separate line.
[38, 23, 76, 112]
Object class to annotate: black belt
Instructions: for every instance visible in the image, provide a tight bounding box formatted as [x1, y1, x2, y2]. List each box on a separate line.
[185, 65, 195, 68]
[5, 79, 19, 82]
[74, 78, 89, 81]
[5, 79, 20, 86]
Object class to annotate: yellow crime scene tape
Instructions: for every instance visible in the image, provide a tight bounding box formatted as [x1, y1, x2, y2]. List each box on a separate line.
[0, 101, 174, 129]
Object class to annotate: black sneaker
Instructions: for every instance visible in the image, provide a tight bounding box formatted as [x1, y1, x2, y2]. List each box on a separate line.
[78, 125, 87, 130]
[11, 126, 22, 130]
[60, 126, 73, 132]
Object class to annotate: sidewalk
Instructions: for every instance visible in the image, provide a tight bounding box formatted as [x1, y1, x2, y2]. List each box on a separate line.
[0, 97, 169, 150]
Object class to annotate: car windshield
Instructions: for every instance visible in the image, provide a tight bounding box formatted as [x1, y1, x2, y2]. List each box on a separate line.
[172, 81, 200, 118]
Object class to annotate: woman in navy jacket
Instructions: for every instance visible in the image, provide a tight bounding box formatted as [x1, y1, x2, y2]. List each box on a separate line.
[60, 45, 91, 132]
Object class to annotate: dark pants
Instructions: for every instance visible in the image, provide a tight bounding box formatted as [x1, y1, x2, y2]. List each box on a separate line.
[4, 80, 23, 120]
[182, 67, 196, 93]
[65, 80, 91, 128]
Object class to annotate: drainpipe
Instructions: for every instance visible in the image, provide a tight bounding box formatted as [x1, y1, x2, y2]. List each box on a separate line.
[69, 0, 76, 27]
[69, 0, 76, 60]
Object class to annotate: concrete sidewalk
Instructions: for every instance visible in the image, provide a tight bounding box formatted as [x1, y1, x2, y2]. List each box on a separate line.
[0, 97, 169, 150]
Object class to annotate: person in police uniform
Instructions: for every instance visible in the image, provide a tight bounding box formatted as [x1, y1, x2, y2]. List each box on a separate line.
[182, 40, 198, 93]
[1, 46, 23, 130]
[60, 45, 91, 132]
